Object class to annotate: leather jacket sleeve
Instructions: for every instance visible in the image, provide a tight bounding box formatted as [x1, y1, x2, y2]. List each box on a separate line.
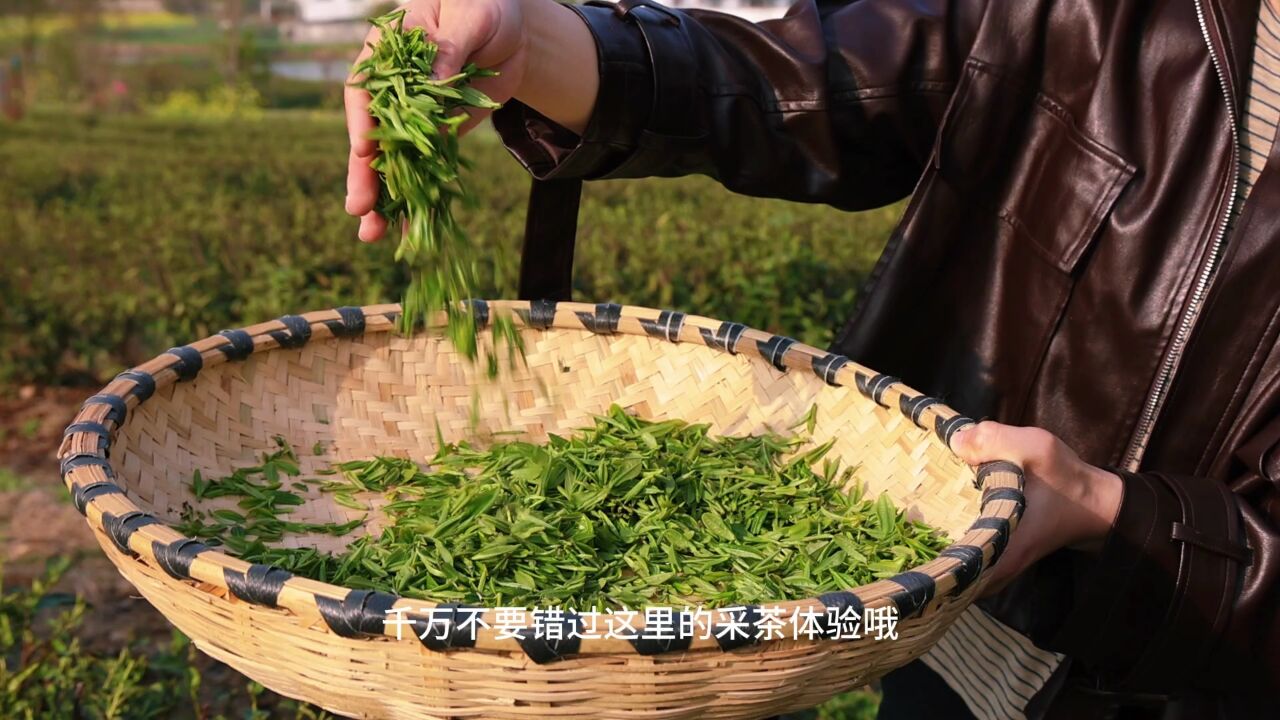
[492, 0, 986, 211]
[1050, 446, 1280, 697]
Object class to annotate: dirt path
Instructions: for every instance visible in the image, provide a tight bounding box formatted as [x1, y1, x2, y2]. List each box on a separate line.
[0, 385, 175, 652]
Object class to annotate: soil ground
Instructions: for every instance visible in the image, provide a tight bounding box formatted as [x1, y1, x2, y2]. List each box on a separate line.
[0, 385, 176, 652]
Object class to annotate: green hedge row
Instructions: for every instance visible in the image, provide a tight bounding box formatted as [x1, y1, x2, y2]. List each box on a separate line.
[0, 110, 899, 386]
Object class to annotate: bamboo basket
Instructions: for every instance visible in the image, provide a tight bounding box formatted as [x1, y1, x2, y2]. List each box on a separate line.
[59, 301, 1023, 720]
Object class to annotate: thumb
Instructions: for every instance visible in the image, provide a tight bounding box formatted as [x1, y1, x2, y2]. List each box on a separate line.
[950, 420, 1039, 466]
[431, 35, 471, 80]
[949, 420, 995, 464]
[431, 6, 501, 80]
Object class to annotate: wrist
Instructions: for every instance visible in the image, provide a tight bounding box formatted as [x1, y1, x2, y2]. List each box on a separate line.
[1071, 466, 1123, 551]
[515, 0, 600, 134]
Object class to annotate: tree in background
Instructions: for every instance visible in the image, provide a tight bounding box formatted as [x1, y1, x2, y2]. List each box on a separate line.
[1, 0, 49, 119]
[224, 0, 243, 83]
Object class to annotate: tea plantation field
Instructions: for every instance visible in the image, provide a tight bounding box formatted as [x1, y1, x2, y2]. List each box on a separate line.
[0, 109, 901, 386]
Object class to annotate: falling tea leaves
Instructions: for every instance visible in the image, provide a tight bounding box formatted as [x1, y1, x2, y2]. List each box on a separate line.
[352, 9, 522, 375]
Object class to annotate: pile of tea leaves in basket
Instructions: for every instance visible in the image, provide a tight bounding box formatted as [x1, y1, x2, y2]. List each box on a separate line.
[352, 8, 521, 376]
[175, 406, 948, 609]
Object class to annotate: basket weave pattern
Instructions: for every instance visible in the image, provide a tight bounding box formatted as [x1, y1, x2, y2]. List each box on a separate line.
[60, 301, 1024, 719]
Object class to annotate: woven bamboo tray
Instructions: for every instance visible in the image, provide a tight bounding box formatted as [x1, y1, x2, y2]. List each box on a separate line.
[59, 301, 1023, 720]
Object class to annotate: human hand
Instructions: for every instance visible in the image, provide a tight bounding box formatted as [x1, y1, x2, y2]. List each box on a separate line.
[950, 421, 1123, 596]
[344, 0, 530, 242]
[344, 0, 600, 243]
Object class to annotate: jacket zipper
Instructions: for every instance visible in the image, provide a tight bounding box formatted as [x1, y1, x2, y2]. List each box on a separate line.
[1121, 0, 1239, 470]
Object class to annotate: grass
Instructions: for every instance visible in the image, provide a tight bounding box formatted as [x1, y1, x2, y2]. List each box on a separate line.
[0, 11, 195, 44]
[18, 418, 40, 440]
[0, 468, 29, 493]
[0, 559, 335, 719]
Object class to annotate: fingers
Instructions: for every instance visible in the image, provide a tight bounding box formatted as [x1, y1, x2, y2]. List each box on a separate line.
[950, 421, 1058, 468]
[346, 28, 381, 238]
[433, 4, 501, 80]
[345, 31, 378, 159]
[344, 85, 377, 160]
[346, 147, 380, 217]
[358, 212, 388, 243]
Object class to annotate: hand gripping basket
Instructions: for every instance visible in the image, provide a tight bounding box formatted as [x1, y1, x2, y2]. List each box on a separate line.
[59, 301, 1024, 720]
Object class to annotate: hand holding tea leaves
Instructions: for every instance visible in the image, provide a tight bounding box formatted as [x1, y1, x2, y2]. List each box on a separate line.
[345, 0, 600, 242]
[348, 8, 522, 369]
[345, 0, 527, 242]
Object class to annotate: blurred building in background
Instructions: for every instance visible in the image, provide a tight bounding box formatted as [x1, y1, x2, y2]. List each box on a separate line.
[280, 0, 792, 45]
[105, 0, 166, 11]
[667, 0, 792, 22]
[293, 0, 375, 23]
[282, 0, 380, 44]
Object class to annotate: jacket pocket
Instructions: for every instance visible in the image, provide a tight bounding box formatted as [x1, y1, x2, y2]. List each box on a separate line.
[932, 59, 1135, 274]
[837, 57, 1137, 423]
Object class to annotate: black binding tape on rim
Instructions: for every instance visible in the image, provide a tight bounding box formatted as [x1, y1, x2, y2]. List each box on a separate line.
[975, 460, 1023, 490]
[970, 517, 1011, 563]
[817, 591, 865, 639]
[115, 370, 156, 402]
[712, 605, 761, 651]
[225, 564, 293, 607]
[316, 590, 400, 639]
[756, 335, 796, 372]
[628, 611, 695, 655]
[935, 414, 973, 447]
[71, 481, 123, 514]
[887, 571, 936, 618]
[165, 346, 203, 381]
[699, 322, 746, 354]
[639, 310, 686, 342]
[981, 486, 1026, 515]
[577, 302, 622, 334]
[527, 299, 557, 328]
[101, 511, 158, 555]
[464, 300, 489, 330]
[83, 394, 128, 426]
[855, 373, 899, 406]
[939, 544, 984, 593]
[516, 611, 583, 664]
[413, 603, 484, 651]
[63, 421, 111, 453]
[153, 538, 208, 580]
[328, 306, 367, 337]
[270, 315, 312, 349]
[900, 394, 941, 427]
[812, 354, 848, 385]
[217, 329, 255, 361]
[60, 453, 114, 480]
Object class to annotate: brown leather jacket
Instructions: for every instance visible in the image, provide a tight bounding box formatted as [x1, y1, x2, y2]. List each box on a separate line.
[493, 0, 1280, 714]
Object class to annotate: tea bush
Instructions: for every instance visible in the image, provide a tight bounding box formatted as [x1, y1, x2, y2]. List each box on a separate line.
[0, 559, 334, 719]
[0, 109, 899, 386]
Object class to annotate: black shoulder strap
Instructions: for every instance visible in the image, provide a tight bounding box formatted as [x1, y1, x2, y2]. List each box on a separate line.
[517, 1, 693, 302]
[517, 177, 582, 301]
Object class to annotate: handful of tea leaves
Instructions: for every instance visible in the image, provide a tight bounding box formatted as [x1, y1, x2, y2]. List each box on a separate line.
[352, 9, 521, 374]
[177, 407, 949, 609]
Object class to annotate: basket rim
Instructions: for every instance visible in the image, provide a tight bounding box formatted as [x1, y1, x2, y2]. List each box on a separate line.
[59, 300, 1024, 663]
